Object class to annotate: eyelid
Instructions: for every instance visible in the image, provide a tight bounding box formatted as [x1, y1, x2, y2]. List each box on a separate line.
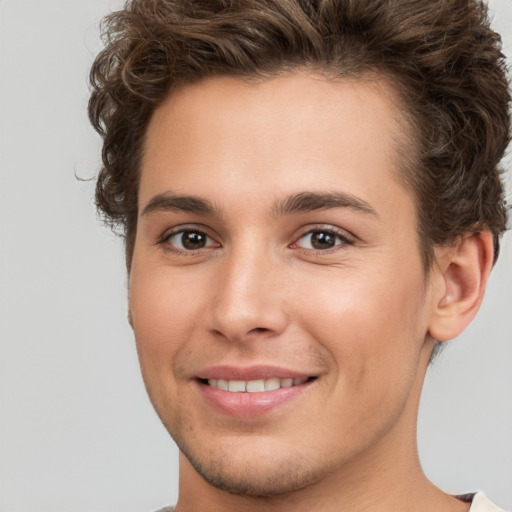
[291, 225, 355, 251]
[157, 224, 221, 253]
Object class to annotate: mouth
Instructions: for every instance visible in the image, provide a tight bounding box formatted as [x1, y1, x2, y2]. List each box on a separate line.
[195, 369, 318, 417]
[199, 376, 316, 392]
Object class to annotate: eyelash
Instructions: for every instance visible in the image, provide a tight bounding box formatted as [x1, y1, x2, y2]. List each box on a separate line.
[291, 226, 354, 253]
[158, 227, 218, 255]
[157, 226, 354, 255]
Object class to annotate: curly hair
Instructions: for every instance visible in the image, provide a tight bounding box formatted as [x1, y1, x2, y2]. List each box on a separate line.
[89, 0, 510, 273]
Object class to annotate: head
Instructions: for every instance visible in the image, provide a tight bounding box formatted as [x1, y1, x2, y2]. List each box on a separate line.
[89, 0, 510, 501]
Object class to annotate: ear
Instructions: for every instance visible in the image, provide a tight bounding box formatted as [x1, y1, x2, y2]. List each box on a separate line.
[428, 231, 494, 342]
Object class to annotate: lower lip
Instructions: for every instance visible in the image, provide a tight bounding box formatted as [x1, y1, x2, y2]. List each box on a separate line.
[196, 380, 313, 417]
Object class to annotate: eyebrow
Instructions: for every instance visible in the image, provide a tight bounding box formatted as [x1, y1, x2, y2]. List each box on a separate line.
[141, 190, 378, 219]
[141, 193, 218, 217]
[272, 191, 378, 218]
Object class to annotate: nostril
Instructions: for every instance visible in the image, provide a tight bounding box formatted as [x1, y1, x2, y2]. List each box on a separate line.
[250, 327, 269, 334]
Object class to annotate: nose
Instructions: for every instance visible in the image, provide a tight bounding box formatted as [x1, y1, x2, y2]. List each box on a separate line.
[206, 244, 289, 344]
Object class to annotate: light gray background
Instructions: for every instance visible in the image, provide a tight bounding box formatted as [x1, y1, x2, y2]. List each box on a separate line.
[0, 1, 511, 511]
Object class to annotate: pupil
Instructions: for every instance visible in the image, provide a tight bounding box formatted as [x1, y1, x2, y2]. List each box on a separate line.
[311, 231, 335, 249]
[182, 231, 206, 249]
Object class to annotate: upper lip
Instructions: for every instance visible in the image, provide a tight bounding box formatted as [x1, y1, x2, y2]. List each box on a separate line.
[195, 365, 315, 381]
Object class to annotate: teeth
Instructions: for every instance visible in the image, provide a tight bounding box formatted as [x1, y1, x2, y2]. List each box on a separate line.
[206, 377, 310, 392]
[264, 377, 281, 391]
[281, 378, 293, 388]
[246, 379, 265, 392]
[228, 380, 246, 392]
[217, 379, 228, 391]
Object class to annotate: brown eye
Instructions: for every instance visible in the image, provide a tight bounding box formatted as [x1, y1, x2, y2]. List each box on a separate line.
[295, 229, 349, 251]
[166, 230, 217, 251]
[310, 231, 336, 249]
[181, 231, 207, 249]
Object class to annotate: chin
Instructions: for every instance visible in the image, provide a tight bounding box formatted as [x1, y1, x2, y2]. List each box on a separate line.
[185, 447, 323, 497]
[171, 423, 329, 497]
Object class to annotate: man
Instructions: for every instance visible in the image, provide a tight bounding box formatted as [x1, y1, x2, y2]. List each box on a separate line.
[89, 0, 510, 510]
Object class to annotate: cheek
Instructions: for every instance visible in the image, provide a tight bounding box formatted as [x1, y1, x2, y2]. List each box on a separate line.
[295, 264, 428, 384]
[129, 266, 203, 379]
[293, 267, 429, 449]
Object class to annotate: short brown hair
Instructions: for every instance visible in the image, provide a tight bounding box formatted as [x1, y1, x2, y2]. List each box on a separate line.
[89, 0, 510, 272]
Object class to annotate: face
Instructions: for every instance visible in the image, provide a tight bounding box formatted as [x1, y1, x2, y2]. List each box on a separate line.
[129, 73, 439, 496]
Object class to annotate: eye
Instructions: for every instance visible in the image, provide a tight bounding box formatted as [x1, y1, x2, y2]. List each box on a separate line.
[295, 229, 350, 251]
[164, 229, 218, 251]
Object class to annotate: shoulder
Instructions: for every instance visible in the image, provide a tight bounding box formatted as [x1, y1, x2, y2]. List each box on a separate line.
[467, 493, 508, 512]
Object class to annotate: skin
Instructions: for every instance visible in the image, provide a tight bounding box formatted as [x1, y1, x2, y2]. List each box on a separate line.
[129, 72, 491, 511]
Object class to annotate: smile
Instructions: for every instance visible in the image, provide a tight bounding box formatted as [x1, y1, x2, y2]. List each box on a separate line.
[196, 372, 317, 417]
[205, 377, 310, 392]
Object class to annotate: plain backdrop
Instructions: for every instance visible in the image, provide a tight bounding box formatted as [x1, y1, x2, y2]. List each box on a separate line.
[0, 1, 511, 511]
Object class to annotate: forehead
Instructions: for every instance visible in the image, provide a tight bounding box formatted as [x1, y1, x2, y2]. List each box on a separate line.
[140, 72, 414, 218]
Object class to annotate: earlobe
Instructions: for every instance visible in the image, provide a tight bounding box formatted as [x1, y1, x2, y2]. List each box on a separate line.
[428, 231, 494, 342]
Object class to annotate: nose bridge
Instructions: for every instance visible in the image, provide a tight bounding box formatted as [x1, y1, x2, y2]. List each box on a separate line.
[209, 238, 287, 341]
